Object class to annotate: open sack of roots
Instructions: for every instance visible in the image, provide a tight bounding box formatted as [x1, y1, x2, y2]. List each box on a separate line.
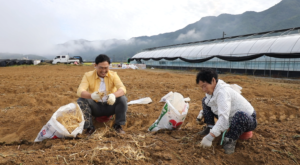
[34, 103, 85, 142]
[56, 103, 83, 134]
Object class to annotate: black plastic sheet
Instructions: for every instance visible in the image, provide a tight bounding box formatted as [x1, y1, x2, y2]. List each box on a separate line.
[129, 53, 300, 63]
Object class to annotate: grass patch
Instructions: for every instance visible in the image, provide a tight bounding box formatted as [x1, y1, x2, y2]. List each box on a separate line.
[8, 64, 33, 67]
[83, 63, 93, 66]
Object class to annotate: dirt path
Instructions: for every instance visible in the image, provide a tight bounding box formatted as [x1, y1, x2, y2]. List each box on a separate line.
[0, 65, 300, 164]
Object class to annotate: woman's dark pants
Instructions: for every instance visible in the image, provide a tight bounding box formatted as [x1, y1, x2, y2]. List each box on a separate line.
[202, 97, 257, 140]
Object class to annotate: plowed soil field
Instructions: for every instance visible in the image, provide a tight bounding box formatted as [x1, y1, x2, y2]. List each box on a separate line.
[0, 65, 300, 165]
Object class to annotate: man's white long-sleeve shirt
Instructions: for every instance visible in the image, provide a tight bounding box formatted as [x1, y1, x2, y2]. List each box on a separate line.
[205, 79, 254, 137]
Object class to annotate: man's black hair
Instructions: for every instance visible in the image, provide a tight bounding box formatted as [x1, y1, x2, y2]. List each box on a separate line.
[196, 69, 218, 84]
[95, 54, 111, 64]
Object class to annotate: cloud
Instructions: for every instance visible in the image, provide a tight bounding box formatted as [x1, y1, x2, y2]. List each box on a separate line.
[0, 0, 281, 55]
[0, 0, 65, 55]
[175, 29, 203, 42]
[53, 37, 152, 56]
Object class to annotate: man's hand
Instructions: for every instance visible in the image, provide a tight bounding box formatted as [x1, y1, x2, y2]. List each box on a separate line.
[200, 133, 215, 148]
[107, 94, 116, 105]
[91, 92, 101, 101]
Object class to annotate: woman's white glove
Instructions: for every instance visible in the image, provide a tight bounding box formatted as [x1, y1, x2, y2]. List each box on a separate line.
[91, 92, 101, 101]
[200, 133, 215, 148]
[107, 94, 116, 105]
[196, 110, 204, 124]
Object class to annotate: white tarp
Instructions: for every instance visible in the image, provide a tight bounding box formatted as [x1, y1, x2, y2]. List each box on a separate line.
[122, 64, 138, 69]
[128, 97, 152, 105]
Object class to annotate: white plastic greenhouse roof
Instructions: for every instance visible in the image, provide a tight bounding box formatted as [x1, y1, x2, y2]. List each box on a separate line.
[132, 33, 300, 59]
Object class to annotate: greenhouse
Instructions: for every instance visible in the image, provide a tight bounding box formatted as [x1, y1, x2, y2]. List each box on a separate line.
[130, 27, 300, 77]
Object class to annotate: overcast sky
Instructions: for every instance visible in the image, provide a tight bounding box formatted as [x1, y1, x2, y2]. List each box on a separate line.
[0, 0, 281, 54]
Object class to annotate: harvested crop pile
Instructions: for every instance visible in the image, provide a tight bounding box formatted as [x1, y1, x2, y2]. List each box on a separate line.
[56, 103, 83, 134]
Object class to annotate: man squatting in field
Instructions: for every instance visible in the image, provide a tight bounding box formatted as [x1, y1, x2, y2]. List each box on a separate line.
[77, 54, 127, 135]
[196, 69, 257, 154]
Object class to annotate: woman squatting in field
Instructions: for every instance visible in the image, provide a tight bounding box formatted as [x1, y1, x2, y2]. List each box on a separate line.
[196, 69, 257, 154]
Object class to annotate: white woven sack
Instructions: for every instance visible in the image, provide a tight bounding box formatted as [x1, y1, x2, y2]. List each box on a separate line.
[148, 100, 189, 132]
[34, 103, 84, 142]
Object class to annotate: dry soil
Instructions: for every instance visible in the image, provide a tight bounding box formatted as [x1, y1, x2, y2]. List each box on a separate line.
[0, 65, 300, 165]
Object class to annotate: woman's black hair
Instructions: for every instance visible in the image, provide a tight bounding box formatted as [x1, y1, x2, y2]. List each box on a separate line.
[196, 69, 218, 84]
[95, 54, 111, 64]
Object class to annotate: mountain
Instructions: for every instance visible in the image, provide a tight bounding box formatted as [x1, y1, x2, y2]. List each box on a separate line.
[0, 53, 48, 60]
[56, 0, 300, 61]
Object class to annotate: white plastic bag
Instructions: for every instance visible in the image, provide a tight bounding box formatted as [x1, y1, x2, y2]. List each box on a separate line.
[122, 64, 128, 69]
[160, 91, 190, 103]
[129, 64, 138, 70]
[159, 91, 174, 102]
[128, 97, 152, 105]
[34, 103, 84, 142]
[149, 92, 189, 132]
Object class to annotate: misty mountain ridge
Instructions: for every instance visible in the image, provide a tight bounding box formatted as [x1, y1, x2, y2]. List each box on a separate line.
[1, 0, 300, 61]
[0, 53, 47, 60]
[56, 0, 300, 61]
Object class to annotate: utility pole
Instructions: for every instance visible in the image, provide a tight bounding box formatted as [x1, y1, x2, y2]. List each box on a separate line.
[223, 31, 226, 42]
